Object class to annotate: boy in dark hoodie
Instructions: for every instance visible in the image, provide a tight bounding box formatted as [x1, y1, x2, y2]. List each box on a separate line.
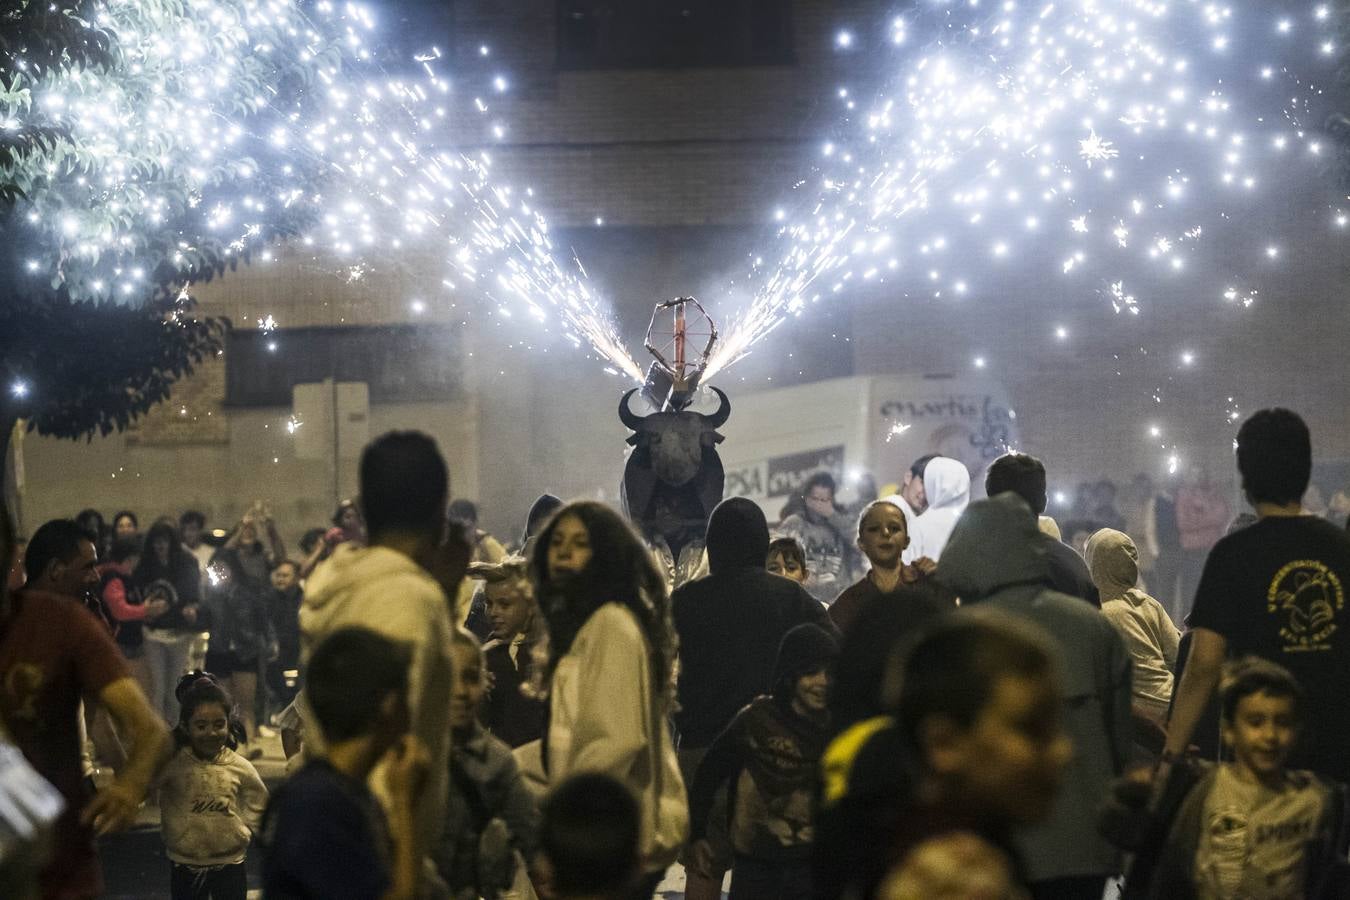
[675, 500, 832, 900]
[687, 623, 838, 900]
[674, 499, 834, 756]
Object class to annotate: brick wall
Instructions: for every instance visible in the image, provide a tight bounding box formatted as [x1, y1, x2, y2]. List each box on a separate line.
[125, 354, 228, 446]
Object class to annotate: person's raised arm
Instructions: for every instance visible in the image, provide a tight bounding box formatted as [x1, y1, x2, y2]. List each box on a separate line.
[299, 538, 328, 579]
[264, 518, 287, 566]
[83, 678, 172, 834]
[1161, 627, 1226, 766]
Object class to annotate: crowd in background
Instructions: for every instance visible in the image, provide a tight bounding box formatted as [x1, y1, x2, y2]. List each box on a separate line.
[4, 407, 1350, 900]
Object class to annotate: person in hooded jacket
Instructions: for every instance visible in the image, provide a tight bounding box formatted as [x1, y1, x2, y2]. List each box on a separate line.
[299, 431, 468, 876]
[672, 498, 832, 900]
[986, 453, 1101, 608]
[906, 457, 971, 562]
[937, 492, 1134, 900]
[1085, 529, 1179, 728]
[674, 498, 834, 754]
[517, 493, 563, 555]
[687, 624, 838, 900]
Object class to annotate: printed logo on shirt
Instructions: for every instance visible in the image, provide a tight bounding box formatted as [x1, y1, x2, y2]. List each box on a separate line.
[3, 663, 45, 722]
[1267, 560, 1343, 652]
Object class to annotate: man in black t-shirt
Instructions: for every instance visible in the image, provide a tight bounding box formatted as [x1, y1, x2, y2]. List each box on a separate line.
[1164, 409, 1350, 781]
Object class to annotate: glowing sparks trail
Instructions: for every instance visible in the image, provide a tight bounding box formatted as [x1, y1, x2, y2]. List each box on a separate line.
[3, 0, 643, 381]
[703, 0, 1345, 382]
[5, 0, 1345, 390]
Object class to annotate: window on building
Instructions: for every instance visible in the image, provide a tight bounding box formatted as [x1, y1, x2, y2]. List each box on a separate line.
[557, 0, 794, 70]
[225, 325, 462, 406]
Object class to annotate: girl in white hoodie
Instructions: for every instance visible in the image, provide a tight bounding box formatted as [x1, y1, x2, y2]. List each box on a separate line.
[158, 673, 268, 900]
[531, 501, 688, 899]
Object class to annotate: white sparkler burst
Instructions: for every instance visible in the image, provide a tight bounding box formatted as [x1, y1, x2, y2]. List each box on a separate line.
[1078, 130, 1119, 167]
[4, 0, 643, 381]
[886, 421, 912, 441]
[7, 0, 1344, 388]
[1103, 281, 1140, 316]
[704, 0, 1344, 380]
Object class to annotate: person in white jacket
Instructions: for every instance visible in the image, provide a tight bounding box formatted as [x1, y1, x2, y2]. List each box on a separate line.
[531, 501, 688, 898]
[158, 674, 267, 900]
[1085, 528, 1179, 726]
[298, 431, 468, 868]
[906, 457, 971, 562]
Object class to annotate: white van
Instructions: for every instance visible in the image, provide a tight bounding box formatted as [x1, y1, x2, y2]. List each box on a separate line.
[715, 374, 1019, 522]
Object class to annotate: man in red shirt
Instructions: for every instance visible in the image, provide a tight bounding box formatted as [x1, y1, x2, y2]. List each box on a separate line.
[1, 518, 172, 899]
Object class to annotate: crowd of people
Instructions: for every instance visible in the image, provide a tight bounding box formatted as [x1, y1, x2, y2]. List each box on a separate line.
[3, 406, 1350, 900]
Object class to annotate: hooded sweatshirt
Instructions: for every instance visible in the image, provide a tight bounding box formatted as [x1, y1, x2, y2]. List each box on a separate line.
[937, 493, 1132, 883]
[687, 624, 837, 861]
[1085, 529, 1179, 722]
[673, 498, 833, 749]
[907, 457, 971, 562]
[297, 542, 456, 854]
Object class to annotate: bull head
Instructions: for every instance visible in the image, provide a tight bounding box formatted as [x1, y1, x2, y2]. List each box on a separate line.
[619, 387, 729, 486]
[619, 387, 730, 532]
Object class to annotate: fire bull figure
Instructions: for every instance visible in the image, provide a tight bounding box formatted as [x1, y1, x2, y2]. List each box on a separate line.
[619, 386, 730, 584]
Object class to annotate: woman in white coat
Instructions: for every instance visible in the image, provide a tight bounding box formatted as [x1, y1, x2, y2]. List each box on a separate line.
[531, 501, 688, 898]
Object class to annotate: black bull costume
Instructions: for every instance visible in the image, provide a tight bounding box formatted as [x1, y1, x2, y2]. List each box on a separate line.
[618, 386, 730, 568]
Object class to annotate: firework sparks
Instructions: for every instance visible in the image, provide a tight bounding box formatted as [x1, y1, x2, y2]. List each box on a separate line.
[704, 0, 1343, 381]
[5, 0, 643, 381]
[1078, 130, 1120, 167]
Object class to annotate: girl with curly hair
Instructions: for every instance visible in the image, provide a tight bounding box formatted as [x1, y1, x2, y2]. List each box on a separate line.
[531, 501, 686, 898]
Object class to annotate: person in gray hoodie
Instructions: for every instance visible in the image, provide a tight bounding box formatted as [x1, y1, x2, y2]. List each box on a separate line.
[936, 492, 1134, 900]
[298, 431, 469, 874]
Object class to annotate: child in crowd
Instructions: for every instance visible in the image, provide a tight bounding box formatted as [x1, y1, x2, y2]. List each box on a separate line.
[828, 500, 936, 634]
[766, 537, 809, 585]
[260, 627, 429, 900]
[99, 536, 169, 689]
[538, 773, 642, 900]
[474, 558, 548, 748]
[157, 673, 268, 900]
[264, 558, 304, 720]
[815, 612, 1072, 900]
[688, 624, 838, 900]
[436, 628, 540, 899]
[1112, 658, 1349, 899]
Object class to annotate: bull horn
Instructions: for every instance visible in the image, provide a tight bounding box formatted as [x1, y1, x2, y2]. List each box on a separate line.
[702, 386, 731, 428]
[618, 389, 646, 431]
